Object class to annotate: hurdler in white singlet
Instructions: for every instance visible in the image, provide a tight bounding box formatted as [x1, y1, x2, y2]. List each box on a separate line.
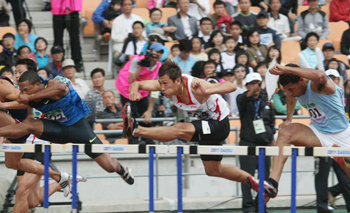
[172, 74, 230, 121]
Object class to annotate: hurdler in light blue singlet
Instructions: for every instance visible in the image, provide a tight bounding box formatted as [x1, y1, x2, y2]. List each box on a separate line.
[297, 79, 349, 134]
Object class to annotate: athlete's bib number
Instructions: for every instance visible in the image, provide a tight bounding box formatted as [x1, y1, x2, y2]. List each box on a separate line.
[46, 109, 67, 122]
[307, 106, 326, 123]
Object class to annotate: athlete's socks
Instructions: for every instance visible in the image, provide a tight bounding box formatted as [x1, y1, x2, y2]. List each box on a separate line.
[267, 177, 279, 189]
[117, 164, 125, 175]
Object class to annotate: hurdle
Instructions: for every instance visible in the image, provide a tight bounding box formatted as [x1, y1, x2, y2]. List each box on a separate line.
[2, 144, 350, 212]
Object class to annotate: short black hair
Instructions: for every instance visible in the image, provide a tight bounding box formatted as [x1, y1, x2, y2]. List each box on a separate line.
[230, 20, 242, 28]
[149, 8, 162, 17]
[122, 0, 133, 5]
[90, 68, 105, 78]
[191, 60, 206, 78]
[0, 66, 13, 75]
[158, 61, 182, 82]
[213, 0, 225, 7]
[36, 68, 50, 78]
[246, 29, 260, 47]
[17, 45, 31, 56]
[235, 51, 249, 63]
[224, 36, 235, 43]
[209, 30, 225, 47]
[200, 17, 213, 25]
[279, 64, 301, 86]
[2, 33, 15, 40]
[132, 20, 144, 29]
[111, 0, 122, 5]
[204, 60, 217, 67]
[179, 39, 192, 52]
[16, 58, 37, 72]
[171, 44, 180, 51]
[304, 32, 319, 43]
[17, 19, 33, 33]
[34, 37, 48, 48]
[18, 70, 41, 84]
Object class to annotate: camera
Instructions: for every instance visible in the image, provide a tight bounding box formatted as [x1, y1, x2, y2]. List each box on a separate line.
[137, 50, 159, 67]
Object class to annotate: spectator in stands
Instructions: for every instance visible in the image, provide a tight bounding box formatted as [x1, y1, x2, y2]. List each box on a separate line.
[208, 30, 226, 52]
[246, 30, 268, 68]
[171, 43, 180, 58]
[0, 66, 14, 82]
[326, 68, 342, 87]
[296, 0, 329, 40]
[208, 48, 224, 74]
[222, 0, 238, 16]
[344, 80, 350, 117]
[14, 19, 37, 52]
[221, 36, 237, 70]
[147, 0, 165, 9]
[51, 0, 84, 72]
[92, 0, 123, 42]
[255, 62, 267, 89]
[233, 0, 257, 36]
[340, 21, 350, 63]
[141, 28, 170, 62]
[97, 91, 123, 144]
[145, 8, 176, 38]
[272, 82, 301, 115]
[202, 60, 219, 81]
[235, 51, 254, 73]
[62, 59, 89, 99]
[322, 42, 348, 80]
[299, 32, 325, 70]
[230, 21, 245, 52]
[30, 37, 51, 69]
[111, 0, 144, 57]
[329, 0, 350, 22]
[278, 0, 297, 34]
[85, 68, 107, 117]
[122, 21, 147, 59]
[42, 0, 51, 11]
[8, 0, 26, 26]
[164, 0, 177, 8]
[227, 64, 247, 115]
[0, 0, 10, 26]
[265, 45, 282, 66]
[237, 72, 274, 213]
[251, 0, 268, 11]
[190, 37, 208, 61]
[167, 0, 198, 40]
[267, 0, 291, 40]
[188, 0, 211, 22]
[0, 33, 17, 68]
[256, 11, 281, 49]
[17, 45, 31, 60]
[208, 0, 232, 33]
[45, 45, 65, 78]
[171, 39, 198, 74]
[196, 17, 213, 49]
[14, 58, 37, 83]
[37, 67, 50, 79]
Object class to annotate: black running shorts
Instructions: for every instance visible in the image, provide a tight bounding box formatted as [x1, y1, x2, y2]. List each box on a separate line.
[39, 118, 103, 159]
[190, 116, 230, 161]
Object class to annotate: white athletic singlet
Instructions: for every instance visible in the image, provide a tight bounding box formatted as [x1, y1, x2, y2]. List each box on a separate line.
[172, 74, 230, 121]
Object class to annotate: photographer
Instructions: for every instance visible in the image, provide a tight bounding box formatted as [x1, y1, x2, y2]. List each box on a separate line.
[236, 72, 275, 213]
[115, 42, 164, 143]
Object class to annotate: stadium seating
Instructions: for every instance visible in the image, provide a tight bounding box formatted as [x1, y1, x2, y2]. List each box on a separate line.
[135, 0, 147, 8]
[160, 8, 177, 23]
[281, 40, 301, 65]
[81, 0, 102, 36]
[328, 21, 348, 51]
[0, 26, 16, 40]
[132, 8, 151, 22]
[164, 41, 179, 58]
[334, 54, 350, 66]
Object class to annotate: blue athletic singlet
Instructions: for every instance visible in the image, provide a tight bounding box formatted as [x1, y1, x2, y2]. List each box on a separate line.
[0, 76, 27, 122]
[297, 79, 349, 133]
[29, 76, 90, 126]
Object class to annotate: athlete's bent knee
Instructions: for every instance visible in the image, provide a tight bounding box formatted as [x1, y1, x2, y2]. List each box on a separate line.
[5, 160, 19, 170]
[204, 167, 220, 177]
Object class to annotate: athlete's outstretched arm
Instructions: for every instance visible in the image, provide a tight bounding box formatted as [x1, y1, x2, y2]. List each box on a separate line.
[129, 80, 161, 101]
[193, 78, 236, 95]
[0, 100, 28, 109]
[0, 79, 20, 101]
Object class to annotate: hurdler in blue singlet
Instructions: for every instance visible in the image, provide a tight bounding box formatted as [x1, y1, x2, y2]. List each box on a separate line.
[297, 79, 349, 134]
[29, 76, 90, 126]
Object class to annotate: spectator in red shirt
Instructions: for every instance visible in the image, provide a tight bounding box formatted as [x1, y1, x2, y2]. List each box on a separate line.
[330, 0, 350, 22]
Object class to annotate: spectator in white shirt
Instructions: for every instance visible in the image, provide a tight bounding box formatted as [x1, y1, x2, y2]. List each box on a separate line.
[267, 0, 290, 40]
[62, 59, 89, 99]
[188, 0, 211, 22]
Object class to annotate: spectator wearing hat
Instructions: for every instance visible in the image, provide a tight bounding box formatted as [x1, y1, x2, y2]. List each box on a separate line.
[51, 0, 84, 72]
[296, 0, 329, 40]
[30, 37, 51, 69]
[0, 33, 17, 68]
[267, 0, 291, 40]
[208, 0, 232, 33]
[62, 59, 89, 99]
[145, 8, 176, 39]
[340, 21, 350, 63]
[140, 28, 170, 63]
[171, 39, 198, 74]
[14, 19, 38, 52]
[326, 69, 342, 87]
[323, 42, 349, 81]
[237, 72, 275, 213]
[111, 0, 144, 57]
[167, 0, 198, 40]
[256, 11, 281, 49]
[233, 0, 257, 37]
[44, 45, 65, 78]
[329, 0, 350, 22]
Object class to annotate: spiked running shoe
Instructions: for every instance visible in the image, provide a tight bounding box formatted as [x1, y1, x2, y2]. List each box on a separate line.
[58, 172, 71, 197]
[122, 102, 137, 139]
[247, 176, 278, 198]
[119, 166, 134, 185]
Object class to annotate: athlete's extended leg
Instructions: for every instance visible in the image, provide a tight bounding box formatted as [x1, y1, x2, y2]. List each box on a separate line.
[27, 180, 61, 209]
[14, 173, 42, 213]
[0, 117, 44, 139]
[202, 160, 251, 183]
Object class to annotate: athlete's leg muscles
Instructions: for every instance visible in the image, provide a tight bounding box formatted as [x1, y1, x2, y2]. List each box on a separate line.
[202, 160, 251, 183]
[134, 123, 196, 142]
[0, 118, 44, 139]
[13, 173, 41, 213]
[270, 123, 322, 182]
[28, 181, 61, 209]
[94, 153, 121, 173]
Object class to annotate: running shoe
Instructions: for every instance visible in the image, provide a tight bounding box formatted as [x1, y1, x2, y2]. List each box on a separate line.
[247, 176, 278, 198]
[69, 174, 88, 183]
[119, 166, 134, 185]
[58, 172, 71, 197]
[122, 102, 137, 139]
